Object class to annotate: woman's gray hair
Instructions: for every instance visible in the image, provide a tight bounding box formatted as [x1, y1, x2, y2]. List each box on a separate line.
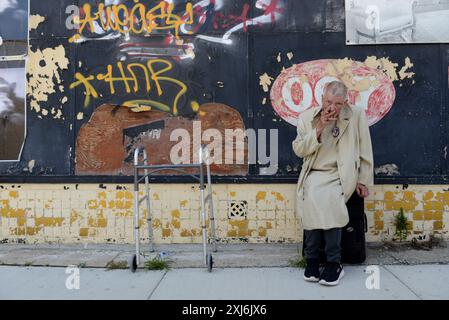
[324, 81, 348, 99]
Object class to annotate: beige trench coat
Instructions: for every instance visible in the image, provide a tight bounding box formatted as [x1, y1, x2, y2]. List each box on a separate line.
[292, 105, 374, 220]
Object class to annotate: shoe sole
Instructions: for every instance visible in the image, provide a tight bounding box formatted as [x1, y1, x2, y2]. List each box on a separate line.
[303, 275, 320, 282]
[319, 269, 345, 286]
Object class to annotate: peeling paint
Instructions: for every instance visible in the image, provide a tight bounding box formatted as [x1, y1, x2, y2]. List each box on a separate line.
[171, 209, 180, 219]
[54, 109, 63, 119]
[326, 58, 380, 92]
[27, 45, 70, 117]
[259, 73, 274, 93]
[364, 56, 415, 82]
[1, 184, 449, 244]
[398, 57, 415, 80]
[29, 15, 45, 31]
[256, 191, 266, 201]
[9, 191, 18, 198]
[364, 56, 399, 81]
[180, 200, 188, 208]
[271, 192, 284, 201]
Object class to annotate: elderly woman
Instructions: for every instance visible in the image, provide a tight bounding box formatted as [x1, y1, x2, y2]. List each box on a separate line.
[292, 81, 374, 286]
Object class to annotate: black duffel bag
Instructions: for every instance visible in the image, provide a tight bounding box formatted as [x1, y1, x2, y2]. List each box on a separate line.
[302, 191, 368, 264]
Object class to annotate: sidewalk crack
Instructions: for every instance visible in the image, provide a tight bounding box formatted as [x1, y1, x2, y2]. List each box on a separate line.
[381, 265, 422, 300]
[104, 252, 122, 268]
[147, 270, 168, 300]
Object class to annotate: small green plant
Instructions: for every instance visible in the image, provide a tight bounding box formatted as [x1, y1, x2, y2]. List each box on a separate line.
[24, 261, 33, 266]
[288, 256, 307, 269]
[394, 207, 409, 242]
[144, 257, 171, 271]
[77, 262, 87, 268]
[106, 260, 128, 270]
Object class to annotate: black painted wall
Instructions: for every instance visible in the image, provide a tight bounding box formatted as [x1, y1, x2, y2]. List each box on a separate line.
[0, 0, 448, 184]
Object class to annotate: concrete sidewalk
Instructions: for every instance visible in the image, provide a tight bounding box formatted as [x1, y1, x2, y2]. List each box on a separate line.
[1, 265, 449, 300]
[0, 243, 448, 300]
[1, 242, 449, 268]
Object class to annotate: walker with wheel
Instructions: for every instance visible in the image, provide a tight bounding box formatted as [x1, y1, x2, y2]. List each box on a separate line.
[129, 144, 217, 272]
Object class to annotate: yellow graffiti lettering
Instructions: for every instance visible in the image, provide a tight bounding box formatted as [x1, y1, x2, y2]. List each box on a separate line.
[77, 3, 98, 36]
[129, 2, 147, 34]
[69, 1, 194, 42]
[96, 63, 135, 95]
[69, 60, 188, 115]
[127, 63, 151, 93]
[112, 4, 131, 33]
[147, 59, 187, 115]
[97, 4, 118, 33]
[69, 73, 98, 107]
[122, 99, 171, 113]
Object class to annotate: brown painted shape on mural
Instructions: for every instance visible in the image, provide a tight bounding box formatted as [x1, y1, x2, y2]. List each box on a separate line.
[75, 103, 248, 176]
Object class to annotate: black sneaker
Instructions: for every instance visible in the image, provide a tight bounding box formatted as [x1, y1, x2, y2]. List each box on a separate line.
[303, 259, 320, 282]
[319, 262, 345, 286]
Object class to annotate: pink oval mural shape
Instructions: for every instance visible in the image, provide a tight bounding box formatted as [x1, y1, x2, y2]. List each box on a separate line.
[270, 59, 396, 127]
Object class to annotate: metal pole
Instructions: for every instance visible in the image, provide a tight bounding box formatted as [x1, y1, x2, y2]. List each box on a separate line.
[133, 148, 141, 266]
[205, 148, 217, 253]
[143, 149, 154, 252]
[206, 165, 217, 252]
[199, 146, 208, 265]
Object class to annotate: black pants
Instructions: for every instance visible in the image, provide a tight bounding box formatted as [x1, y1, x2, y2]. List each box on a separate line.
[304, 228, 342, 263]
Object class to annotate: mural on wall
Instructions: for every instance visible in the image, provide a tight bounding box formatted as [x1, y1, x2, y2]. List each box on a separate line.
[0, 0, 28, 57]
[269, 57, 415, 127]
[0, 0, 28, 161]
[0, 63, 26, 161]
[346, 0, 449, 44]
[70, 0, 285, 176]
[75, 103, 248, 175]
[2, 0, 447, 181]
[69, 0, 285, 45]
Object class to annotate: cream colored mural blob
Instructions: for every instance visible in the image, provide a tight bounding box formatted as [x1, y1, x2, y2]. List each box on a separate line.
[29, 14, 45, 31]
[259, 73, 274, 93]
[27, 45, 69, 119]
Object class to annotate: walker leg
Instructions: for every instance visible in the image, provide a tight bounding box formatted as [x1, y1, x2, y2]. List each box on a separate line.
[144, 170, 154, 253]
[206, 162, 217, 253]
[207, 252, 213, 272]
[200, 186, 208, 266]
[133, 168, 141, 268]
[129, 254, 137, 273]
[199, 155, 209, 266]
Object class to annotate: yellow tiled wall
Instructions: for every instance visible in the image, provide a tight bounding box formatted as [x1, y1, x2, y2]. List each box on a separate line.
[0, 184, 448, 244]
